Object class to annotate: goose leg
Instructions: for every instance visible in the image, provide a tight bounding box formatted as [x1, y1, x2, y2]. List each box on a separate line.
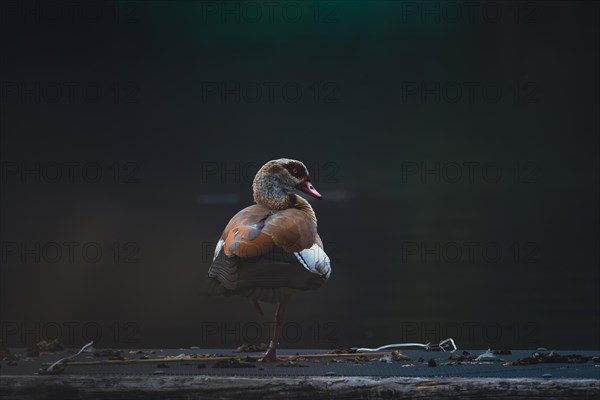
[259, 295, 290, 362]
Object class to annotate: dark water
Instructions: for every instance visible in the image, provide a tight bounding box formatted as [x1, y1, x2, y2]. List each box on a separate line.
[0, 1, 598, 351]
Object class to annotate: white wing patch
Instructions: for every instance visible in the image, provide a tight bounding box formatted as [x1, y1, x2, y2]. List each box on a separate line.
[213, 239, 225, 262]
[294, 243, 331, 279]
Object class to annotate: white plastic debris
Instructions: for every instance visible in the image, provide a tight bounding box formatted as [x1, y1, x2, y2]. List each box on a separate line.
[355, 338, 457, 353]
[475, 349, 496, 361]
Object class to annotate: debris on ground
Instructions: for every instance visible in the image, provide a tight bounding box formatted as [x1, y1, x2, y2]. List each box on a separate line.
[378, 354, 392, 363]
[445, 350, 505, 365]
[212, 359, 256, 368]
[277, 360, 308, 368]
[449, 351, 475, 362]
[160, 353, 224, 361]
[347, 355, 370, 363]
[128, 350, 156, 355]
[1, 340, 19, 364]
[93, 349, 122, 358]
[475, 350, 497, 361]
[3, 346, 600, 382]
[35, 339, 64, 352]
[392, 350, 412, 361]
[328, 355, 370, 364]
[511, 351, 591, 366]
[327, 348, 358, 354]
[234, 343, 268, 353]
[27, 339, 65, 356]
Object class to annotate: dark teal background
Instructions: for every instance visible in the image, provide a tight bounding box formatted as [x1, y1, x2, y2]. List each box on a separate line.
[0, 1, 598, 350]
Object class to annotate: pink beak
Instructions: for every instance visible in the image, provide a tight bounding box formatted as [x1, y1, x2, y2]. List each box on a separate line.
[298, 180, 322, 200]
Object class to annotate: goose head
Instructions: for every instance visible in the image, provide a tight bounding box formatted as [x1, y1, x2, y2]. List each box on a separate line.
[252, 158, 322, 210]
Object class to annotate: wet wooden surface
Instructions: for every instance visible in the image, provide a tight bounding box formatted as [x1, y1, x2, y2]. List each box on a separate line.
[2, 375, 600, 400]
[2, 347, 599, 399]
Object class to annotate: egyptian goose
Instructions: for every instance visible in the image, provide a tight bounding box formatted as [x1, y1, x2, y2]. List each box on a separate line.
[207, 158, 331, 361]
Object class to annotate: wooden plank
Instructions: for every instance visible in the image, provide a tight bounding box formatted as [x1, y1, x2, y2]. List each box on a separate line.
[1, 375, 599, 400]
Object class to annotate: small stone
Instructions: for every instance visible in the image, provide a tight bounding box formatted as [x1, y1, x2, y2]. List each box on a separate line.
[156, 363, 169, 368]
[428, 358, 437, 367]
[542, 373, 552, 379]
[153, 370, 165, 375]
[537, 347, 548, 352]
[190, 346, 200, 350]
[417, 357, 424, 362]
[325, 371, 337, 376]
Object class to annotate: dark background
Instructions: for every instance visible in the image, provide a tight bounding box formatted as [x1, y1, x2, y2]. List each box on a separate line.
[0, 1, 598, 350]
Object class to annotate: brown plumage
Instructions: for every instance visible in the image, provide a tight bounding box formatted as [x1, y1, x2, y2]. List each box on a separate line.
[206, 158, 331, 361]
